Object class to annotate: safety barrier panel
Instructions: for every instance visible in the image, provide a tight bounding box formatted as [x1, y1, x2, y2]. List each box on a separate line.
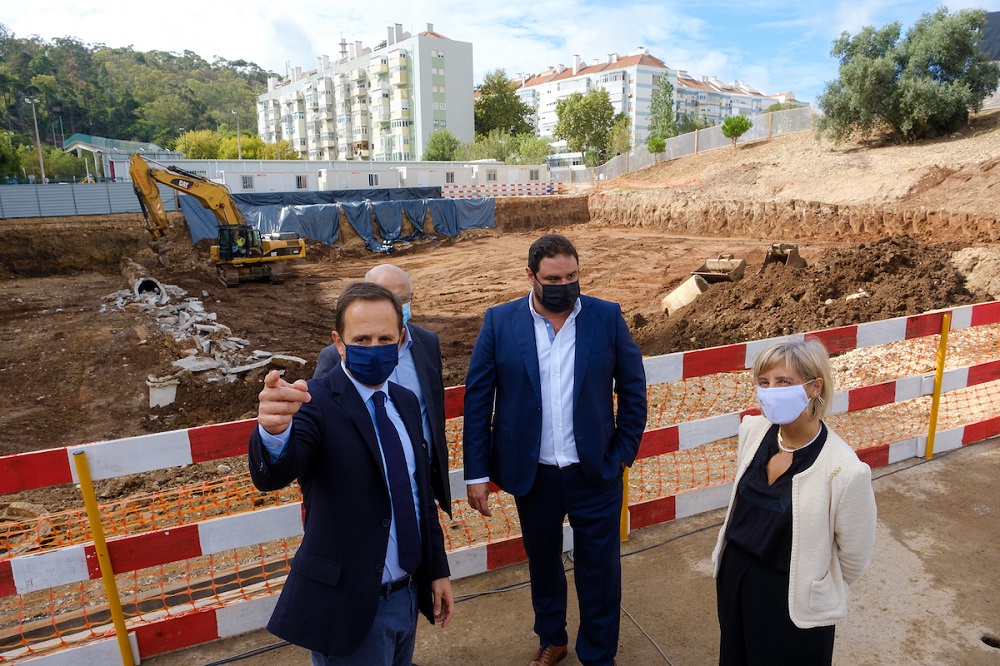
[2, 301, 998, 663]
[441, 183, 564, 199]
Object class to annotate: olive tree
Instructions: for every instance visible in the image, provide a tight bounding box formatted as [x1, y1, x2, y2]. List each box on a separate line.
[817, 7, 1000, 142]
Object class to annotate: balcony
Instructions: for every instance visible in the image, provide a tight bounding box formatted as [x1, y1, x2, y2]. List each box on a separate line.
[352, 68, 365, 81]
[390, 70, 408, 87]
[390, 106, 410, 120]
[372, 106, 390, 123]
[351, 84, 366, 98]
[369, 60, 388, 76]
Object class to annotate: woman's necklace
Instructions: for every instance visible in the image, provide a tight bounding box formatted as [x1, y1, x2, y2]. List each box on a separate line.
[777, 427, 821, 453]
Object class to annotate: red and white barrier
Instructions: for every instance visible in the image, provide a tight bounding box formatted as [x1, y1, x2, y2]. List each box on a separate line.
[441, 183, 563, 199]
[3, 300, 999, 663]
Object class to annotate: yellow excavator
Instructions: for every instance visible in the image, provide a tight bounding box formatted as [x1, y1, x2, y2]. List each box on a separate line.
[128, 154, 306, 287]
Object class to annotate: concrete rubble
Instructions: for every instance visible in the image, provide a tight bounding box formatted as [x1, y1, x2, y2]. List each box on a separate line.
[102, 267, 306, 405]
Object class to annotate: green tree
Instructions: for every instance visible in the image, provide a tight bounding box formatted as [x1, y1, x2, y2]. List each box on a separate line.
[721, 115, 753, 146]
[647, 76, 678, 141]
[45, 146, 85, 180]
[0, 134, 18, 179]
[510, 133, 552, 165]
[422, 129, 461, 161]
[677, 114, 713, 134]
[180, 129, 221, 158]
[474, 69, 534, 137]
[554, 89, 615, 161]
[608, 114, 632, 157]
[455, 130, 550, 164]
[817, 8, 1000, 142]
[763, 102, 799, 113]
[645, 136, 666, 154]
[261, 139, 301, 160]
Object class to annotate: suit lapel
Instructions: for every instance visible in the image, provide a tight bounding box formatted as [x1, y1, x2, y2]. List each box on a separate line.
[513, 298, 542, 401]
[329, 366, 386, 479]
[573, 298, 593, 407]
[407, 327, 434, 412]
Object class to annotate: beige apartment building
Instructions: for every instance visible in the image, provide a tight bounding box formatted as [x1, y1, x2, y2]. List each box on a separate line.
[516, 47, 783, 145]
[257, 23, 474, 162]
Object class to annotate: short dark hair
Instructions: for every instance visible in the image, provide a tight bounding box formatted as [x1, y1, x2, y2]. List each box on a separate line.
[527, 234, 579, 273]
[334, 281, 403, 336]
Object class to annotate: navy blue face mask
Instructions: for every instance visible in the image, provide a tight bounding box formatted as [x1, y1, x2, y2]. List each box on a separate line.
[344, 343, 399, 387]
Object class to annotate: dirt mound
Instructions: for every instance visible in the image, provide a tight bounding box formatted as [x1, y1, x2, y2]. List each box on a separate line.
[634, 236, 985, 356]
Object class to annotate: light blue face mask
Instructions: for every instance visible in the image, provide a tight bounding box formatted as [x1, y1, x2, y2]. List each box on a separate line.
[401, 301, 411, 327]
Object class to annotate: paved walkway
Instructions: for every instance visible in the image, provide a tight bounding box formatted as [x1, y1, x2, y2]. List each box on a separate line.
[146, 436, 1000, 665]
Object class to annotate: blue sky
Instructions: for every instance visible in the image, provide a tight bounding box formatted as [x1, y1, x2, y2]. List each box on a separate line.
[6, 1, 1000, 104]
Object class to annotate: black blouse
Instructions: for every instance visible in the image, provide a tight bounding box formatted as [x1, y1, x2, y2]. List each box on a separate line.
[725, 422, 827, 572]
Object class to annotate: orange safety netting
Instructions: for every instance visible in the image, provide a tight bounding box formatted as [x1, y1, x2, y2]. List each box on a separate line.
[1, 322, 998, 661]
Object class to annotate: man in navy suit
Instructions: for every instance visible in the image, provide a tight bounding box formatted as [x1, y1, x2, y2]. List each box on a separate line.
[250, 281, 454, 664]
[315, 264, 452, 517]
[464, 234, 647, 666]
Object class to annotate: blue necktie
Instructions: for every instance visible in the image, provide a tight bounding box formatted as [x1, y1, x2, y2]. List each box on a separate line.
[372, 390, 421, 574]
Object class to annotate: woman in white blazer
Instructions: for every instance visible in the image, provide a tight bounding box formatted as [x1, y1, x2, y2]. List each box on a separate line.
[712, 338, 877, 665]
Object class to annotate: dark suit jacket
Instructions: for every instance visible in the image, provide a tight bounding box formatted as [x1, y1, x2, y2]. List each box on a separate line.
[248, 366, 450, 657]
[315, 323, 452, 515]
[463, 294, 647, 497]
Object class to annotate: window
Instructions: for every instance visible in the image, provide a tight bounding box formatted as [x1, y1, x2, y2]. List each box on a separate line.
[296, 176, 308, 189]
[529, 169, 539, 181]
[241, 175, 254, 190]
[486, 169, 497, 182]
[369, 173, 380, 187]
[445, 172, 455, 184]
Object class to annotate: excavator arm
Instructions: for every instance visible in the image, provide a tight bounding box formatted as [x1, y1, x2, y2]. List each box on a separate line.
[129, 154, 247, 238]
[128, 153, 305, 288]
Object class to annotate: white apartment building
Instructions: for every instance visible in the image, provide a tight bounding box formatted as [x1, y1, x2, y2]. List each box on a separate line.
[257, 23, 474, 162]
[515, 47, 781, 144]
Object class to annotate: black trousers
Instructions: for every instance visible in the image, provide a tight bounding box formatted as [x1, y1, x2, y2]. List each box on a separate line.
[716, 543, 835, 666]
[514, 463, 622, 666]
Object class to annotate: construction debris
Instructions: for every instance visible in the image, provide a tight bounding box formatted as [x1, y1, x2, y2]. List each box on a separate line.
[102, 269, 306, 403]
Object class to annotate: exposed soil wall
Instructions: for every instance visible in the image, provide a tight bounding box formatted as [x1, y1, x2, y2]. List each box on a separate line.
[588, 191, 1000, 243]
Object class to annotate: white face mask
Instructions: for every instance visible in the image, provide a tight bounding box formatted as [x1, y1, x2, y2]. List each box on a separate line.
[756, 379, 815, 425]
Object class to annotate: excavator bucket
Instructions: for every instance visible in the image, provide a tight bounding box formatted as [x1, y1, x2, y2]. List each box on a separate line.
[691, 254, 747, 283]
[757, 243, 807, 274]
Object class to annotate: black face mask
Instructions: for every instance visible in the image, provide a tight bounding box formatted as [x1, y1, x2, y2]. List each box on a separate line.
[534, 278, 580, 313]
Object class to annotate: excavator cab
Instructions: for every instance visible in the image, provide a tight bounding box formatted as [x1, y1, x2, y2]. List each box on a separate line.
[218, 226, 263, 261]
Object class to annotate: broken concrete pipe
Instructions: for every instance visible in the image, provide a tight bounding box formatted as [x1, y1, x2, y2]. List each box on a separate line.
[120, 258, 169, 306]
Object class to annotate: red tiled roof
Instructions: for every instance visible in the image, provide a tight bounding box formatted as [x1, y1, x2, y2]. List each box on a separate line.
[417, 31, 449, 39]
[518, 53, 668, 89]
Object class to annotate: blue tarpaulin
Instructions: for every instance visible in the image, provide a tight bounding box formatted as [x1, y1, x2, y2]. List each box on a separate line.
[371, 201, 403, 241]
[279, 204, 341, 245]
[179, 190, 493, 251]
[454, 198, 496, 230]
[341, 201, 392, 253]
[427, 198, 459, 237]
[232, 187, 440, 206]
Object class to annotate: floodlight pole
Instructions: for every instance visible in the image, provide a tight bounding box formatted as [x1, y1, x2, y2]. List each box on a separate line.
[25, 97, 45, 183]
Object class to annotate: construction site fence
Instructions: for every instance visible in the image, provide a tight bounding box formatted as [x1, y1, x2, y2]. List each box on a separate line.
[1, 299, 999, 664]
[552, 104, 815, 186]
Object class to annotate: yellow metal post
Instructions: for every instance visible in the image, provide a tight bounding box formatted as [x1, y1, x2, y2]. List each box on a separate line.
[72, 451, 136, 666]
[620, 466, 630, 542]
[925, 313, 952, 460]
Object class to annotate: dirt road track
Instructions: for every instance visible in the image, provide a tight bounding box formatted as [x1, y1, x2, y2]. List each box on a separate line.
[143, 436, 1000, 666]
